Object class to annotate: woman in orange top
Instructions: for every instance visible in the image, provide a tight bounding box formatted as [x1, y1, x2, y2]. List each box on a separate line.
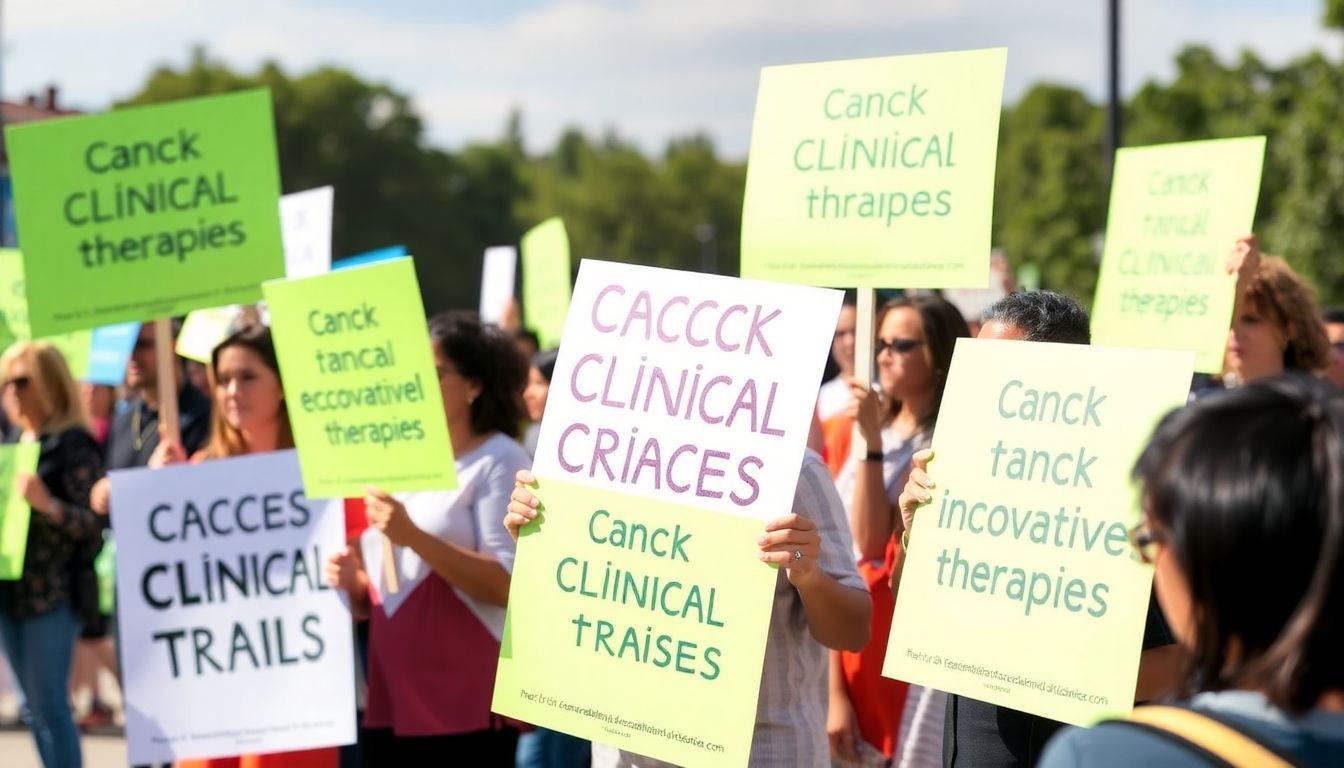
[165, 325, 336, 768]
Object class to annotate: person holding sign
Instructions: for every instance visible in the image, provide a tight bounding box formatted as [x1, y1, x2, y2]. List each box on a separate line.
[506, 450, 871, 767]
[158, 325, 334, 768]
[0, 341, 105, 768]
[326, 311, 530, 766]
[894, 291, 1181, 767]
[1216, 237, 1328, 388]
[1039, 374, 1344, 766]
[830, 296, 970, 767]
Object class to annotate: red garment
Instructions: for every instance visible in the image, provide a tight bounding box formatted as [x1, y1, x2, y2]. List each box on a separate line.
[363, 573, 502, 735]
[175, 749, 336, 768]
[343, 498, 369, 543]
[839, 540, 909, 758]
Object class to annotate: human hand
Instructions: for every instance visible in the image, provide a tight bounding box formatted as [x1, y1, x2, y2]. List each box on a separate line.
[1226, 234, 1261, 279]
[147, 424, 187, 469]
[325, 546, 366, 593]
[759, 513, 822, 588]
[90, 477, 111, 516]
[827, 687, 862, 764]
[505, 470, 540, 541]
[845, 377, 883, 450]
[364, 486, 418, 546]
[898, 449, 936, 541]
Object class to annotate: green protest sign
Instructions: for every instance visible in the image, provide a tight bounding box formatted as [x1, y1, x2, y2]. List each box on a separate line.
[0, 249, 93, 378]
[740, 48, 1007, 288]
[494, 478, 775, 768]
[5, 88, 284, 336]
[1090, 137, 1266, 373]
[521, 217, 571, 348]
[0, 443, 42, 580]
[262, 257, 455, 498]
[885, 338, 1194, 725]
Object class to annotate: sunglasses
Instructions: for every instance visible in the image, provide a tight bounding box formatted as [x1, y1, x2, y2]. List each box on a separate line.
[875, 337, 925, 355]
[2, 375, 31, 391]
[1127, 522, 1167, 564]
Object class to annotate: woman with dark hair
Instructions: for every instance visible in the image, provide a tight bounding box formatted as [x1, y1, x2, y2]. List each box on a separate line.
[522, 348, 559, 458]
[1040, 374, 1344, 766]
[829, 295, 971, 767]
[327, 310, 530, 766]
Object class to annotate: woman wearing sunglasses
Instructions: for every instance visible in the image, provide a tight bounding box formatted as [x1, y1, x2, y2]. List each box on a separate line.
[1040, 374, 1344, 766]
[0, 341, 105, 768]
[829, 296, 970, 767]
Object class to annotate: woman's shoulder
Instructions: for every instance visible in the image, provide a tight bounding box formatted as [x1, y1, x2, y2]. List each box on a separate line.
[46, 424, 100, 455]
[1038, 721, 1201, 767]
[466, 433, 531, 475]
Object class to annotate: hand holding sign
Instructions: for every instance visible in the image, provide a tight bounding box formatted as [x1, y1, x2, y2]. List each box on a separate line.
[504, 469, 540, 541]
[758, 514, 821, 586]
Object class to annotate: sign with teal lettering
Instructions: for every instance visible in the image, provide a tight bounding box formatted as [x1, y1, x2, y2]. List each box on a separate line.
[5, 89, 284, 336]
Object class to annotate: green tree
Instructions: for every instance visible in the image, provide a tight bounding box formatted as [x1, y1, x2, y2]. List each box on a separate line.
[121, 49, 528, 312]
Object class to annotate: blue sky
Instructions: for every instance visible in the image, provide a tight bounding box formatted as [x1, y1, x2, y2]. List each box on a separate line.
[4, 0, 1338, 157]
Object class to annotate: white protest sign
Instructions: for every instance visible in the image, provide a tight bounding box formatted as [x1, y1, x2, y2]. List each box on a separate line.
[480, 246, 518, 326]
[280, 186, 335, 279]
[533, 259, 843, 521]
[110, 451, 355, 764]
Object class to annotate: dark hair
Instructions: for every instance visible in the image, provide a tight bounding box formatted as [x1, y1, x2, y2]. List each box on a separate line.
[429, 311, 527, 440]
[516, 329, 541, 349]
[1134, 373, 1344, 713]
[874, 295, 971, 430]
[982, 291, 1090, 345]
[533, 348, 561, 383]
[1324, 307, 1344, 326]
[841, 288, 858, 308]
[204, 325, 294, 459]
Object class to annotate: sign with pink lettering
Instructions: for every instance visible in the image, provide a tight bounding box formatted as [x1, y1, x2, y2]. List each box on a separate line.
[532, 259, 841, 519]
[494, 260, 841, 766]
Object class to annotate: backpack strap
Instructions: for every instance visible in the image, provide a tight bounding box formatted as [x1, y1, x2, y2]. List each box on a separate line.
[1126, 705, 1297, 768]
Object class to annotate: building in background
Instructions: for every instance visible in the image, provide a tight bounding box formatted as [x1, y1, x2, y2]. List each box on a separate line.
[0, 85, 81, 246]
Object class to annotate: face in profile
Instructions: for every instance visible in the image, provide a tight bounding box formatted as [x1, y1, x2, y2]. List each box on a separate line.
[1, 355, 43, 429]
[524, 366, 550, 423]
[214, 345, 284, 433]
[832, 305, 857, 376]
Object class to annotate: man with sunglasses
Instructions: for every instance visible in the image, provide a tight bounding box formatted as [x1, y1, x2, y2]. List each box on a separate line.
[894, 291, 1180, 768]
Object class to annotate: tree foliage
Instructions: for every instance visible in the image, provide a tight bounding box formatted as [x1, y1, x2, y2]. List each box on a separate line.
[123, 35, 1344, 312]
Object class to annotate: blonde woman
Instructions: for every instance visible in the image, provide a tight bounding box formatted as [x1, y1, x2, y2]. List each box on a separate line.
[0, 341, 104, 768]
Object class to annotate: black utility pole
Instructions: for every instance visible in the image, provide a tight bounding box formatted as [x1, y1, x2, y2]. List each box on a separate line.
[1105, 0, 1122, 186]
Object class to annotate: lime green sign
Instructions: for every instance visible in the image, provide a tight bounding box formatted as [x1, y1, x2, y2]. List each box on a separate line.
[5, 88, 284, 337]
[740, 48, 1007, 288]
[521, 217, 571, 348]
[1091, 137, 1266, 373]
[493, 478, 776, 767]
[885, 338, 1194, 725]
[0, 249, 93, 379]
[0, 443, 42, 580]
[263, 257, 455, 498]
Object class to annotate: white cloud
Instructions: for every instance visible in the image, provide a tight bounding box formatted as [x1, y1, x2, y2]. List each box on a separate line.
[3, 0, 1335, 159]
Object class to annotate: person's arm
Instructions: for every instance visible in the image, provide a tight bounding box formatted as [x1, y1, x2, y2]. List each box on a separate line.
[365, 485, 512, 607]
[891, 449, 935, 602]
[23, 431, 103, 540]
[828, 651, 862, 763]
[848, 379, 899, 560]
[761, 459, 871, 652]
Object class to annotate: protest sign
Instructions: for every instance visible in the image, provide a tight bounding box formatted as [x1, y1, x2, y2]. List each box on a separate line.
[5, 88, 284, 336]
[885, 339, 1194, 725]
[0, 443, 41, 580]
[520, 217, 571, 348]
[740, 48, 1007, 288]
[176, 307, 241, 364]
[109, 451, 355, 763]
[263, 257, 454, 498]
[494, 259, 841, 766]
[86, 322, 140, 386]
[1091, 137, 1267, 372]
[480, 245, 517, 326]
[280, 186, 334, 279]
[331, 244, 406, 270]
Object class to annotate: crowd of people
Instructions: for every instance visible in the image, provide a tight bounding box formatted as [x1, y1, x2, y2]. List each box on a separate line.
[0, 234, 1341, 767]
